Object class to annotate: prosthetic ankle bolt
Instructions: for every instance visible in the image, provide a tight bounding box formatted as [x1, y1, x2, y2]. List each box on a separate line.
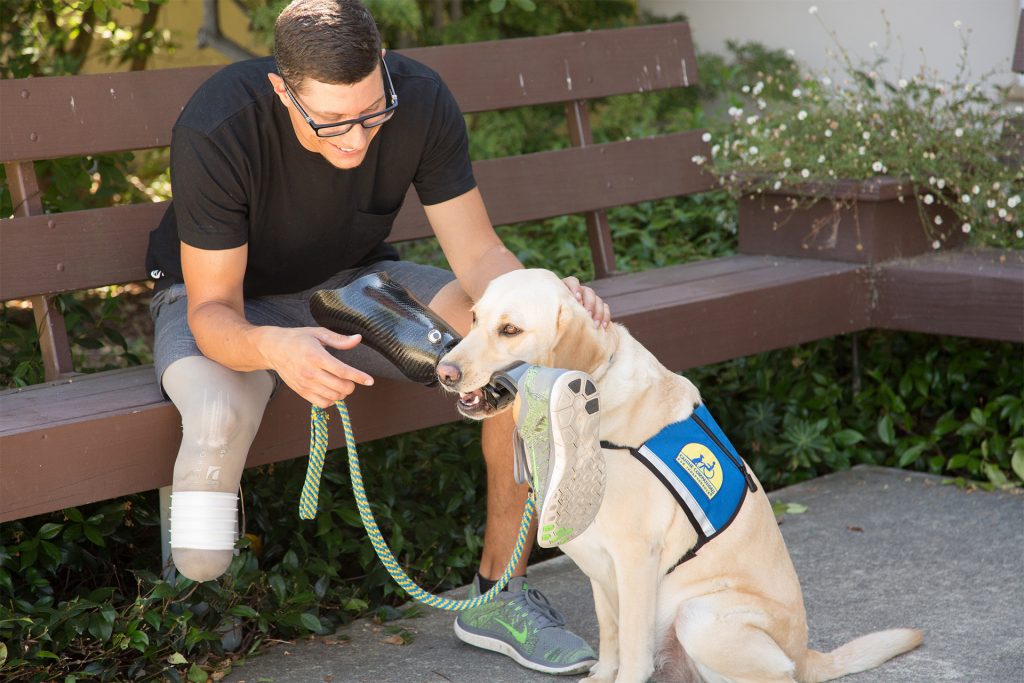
[310, 272, 461, 385]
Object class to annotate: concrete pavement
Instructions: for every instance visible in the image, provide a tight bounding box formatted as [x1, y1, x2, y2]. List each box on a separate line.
[223, 466, 1024, 683]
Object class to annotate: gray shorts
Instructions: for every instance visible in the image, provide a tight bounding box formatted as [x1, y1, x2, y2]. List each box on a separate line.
[150, 260, 455, 390]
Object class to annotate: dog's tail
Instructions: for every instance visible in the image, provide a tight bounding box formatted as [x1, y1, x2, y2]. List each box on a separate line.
[797, 628, 923, 683]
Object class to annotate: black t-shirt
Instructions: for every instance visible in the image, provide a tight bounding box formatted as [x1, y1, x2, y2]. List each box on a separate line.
[145, 53, 475, 297]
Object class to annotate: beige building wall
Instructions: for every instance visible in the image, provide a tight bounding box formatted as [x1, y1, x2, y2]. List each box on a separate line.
[639, 0, 1020, 91]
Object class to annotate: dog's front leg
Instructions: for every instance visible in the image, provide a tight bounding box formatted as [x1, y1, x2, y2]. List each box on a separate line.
[581, 578, 619, 682]
[611, 553, 660, 683]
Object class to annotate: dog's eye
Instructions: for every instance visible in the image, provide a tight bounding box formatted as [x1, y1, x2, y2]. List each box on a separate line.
[499, 323, 522, 337]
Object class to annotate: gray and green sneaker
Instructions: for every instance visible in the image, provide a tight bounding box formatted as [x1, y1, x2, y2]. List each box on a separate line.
[516, 366, 604, 547]
[454, 575, 596, 675]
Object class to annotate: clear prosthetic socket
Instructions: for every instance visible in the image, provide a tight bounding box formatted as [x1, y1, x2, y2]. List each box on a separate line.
[163, 356, 274, 582]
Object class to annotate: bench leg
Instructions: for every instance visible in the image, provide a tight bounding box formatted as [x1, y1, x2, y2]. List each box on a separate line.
[159, 485, 176, 583]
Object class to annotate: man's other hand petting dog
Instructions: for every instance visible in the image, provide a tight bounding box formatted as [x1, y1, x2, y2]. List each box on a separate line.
[436, 269, 922, 683]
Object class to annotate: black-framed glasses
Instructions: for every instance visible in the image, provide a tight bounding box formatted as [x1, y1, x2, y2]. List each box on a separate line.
[283, 57, 398, 138]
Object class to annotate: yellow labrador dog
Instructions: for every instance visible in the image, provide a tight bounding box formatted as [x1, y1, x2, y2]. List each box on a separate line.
[438, 269, 922, 683]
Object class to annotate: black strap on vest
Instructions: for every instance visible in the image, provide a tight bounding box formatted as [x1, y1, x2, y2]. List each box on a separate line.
[601, 439, 709, 574]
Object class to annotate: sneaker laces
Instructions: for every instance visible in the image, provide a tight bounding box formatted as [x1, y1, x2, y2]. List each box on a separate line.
[511, 586, 567, 630]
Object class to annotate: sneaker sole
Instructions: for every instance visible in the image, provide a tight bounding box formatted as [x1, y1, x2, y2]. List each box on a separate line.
[453, 619, 596, 675]
[535, 371, 605, 548]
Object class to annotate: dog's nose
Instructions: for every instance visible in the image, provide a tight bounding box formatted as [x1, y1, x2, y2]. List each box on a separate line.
[436, 362, 462, 387]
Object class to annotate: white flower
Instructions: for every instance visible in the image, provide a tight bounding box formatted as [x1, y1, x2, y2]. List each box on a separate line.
[757, 98, 768, 110]
[998, 208, 1008, 218]
[960, 194, 971, 204]
[928, 176, 936, 185]
[1010, 195, 1022, 208]
[890, 129, 898, 138]
[1017, 229, 1024, 239]
[858, 146, 866, 155]
[821, 76, 832, 86]
[824, 129, 833, 137]
[934, 215, 943, 225]
[797, 110, 808, 121]
[728, 106, 744, 118]
[711, 144, 721, 156]
[792, 88, 802, 98]
[932, 240, 941, 250]
[702, 132, 712, 142]
[923, 194, 935, 205]
[986, 199, 996, 208]
[779, 123, 787, 131]
[1016, 106, 1024, 115]
[993, 182, 1001, 190]
[691, 155, 706, 165]
[783, 158, 792, 168]
[862, 131, 871, 141]
[817, 154, 826, 163]
[748, 146, 759, 155]
[936, 179, 946, 189]
[773, 180, 782, 190]
[953, 19, 962, 29]
[872, 161, 884, 172]
[809, 5, 818, 15]
[786, 48, 796, 57]
[898, 79, 908, 89]
[961, 223, 971, 233]
[746, 115, 759, 125]
[742, 85, 751, 93]
[869, 41, 878, 50]
[752, 81, 764, 96]
[954, 128, 963, 138]
[801, 168, 810, 178]
[972, 185, 980, 194]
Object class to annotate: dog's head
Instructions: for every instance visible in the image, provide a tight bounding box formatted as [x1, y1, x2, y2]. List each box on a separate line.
[437, 268, 609, 419]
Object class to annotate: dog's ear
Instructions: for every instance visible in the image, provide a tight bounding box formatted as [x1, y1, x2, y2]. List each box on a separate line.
[550, 302, 606, 373]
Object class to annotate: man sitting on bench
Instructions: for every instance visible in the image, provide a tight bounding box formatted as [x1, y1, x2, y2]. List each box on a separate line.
[144, 0, 609, 675]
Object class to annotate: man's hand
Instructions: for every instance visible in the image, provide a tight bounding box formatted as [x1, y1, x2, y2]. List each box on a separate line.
[256, 327, 374, 408]
[562, 276, 611, 329]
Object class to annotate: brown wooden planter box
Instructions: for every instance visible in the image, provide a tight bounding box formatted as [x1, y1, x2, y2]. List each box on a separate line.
[738, 177, 966, 263]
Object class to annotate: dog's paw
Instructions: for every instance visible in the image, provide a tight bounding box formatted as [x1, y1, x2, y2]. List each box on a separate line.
[579, 665, 616, 683]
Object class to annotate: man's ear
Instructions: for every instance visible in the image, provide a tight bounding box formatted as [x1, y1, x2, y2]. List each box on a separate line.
[267, 73, 290, 107]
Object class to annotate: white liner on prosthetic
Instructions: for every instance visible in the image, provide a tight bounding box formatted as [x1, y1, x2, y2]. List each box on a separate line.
[170, 491, 239, 550]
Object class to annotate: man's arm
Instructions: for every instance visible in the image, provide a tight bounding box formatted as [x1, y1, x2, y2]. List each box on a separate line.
[181, 242, 373, 407]
[424, 187, 522, 301]
[425, 187, 611, 326]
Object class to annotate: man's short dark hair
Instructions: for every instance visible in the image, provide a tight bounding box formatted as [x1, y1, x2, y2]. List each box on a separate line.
[274, 0, 381, 90]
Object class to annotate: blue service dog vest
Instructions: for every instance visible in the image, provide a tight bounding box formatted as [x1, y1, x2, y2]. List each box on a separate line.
[602, 404, 757, 569]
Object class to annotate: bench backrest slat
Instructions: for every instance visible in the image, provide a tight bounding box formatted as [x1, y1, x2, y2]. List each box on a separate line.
[1, 23, 697, 162]
[2, 132, 713, 299]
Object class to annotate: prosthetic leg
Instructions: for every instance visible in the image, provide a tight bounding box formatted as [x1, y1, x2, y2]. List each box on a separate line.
[164, 356, 275, 582]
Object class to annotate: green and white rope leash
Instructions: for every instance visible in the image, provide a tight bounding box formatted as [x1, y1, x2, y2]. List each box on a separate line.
[299, 400, 535, 611]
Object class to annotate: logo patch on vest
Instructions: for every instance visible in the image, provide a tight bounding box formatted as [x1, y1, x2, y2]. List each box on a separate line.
[677, 443, 722, 499]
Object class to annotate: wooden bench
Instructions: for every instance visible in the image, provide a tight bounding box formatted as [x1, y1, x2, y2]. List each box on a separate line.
[2, 23, 1021, 531]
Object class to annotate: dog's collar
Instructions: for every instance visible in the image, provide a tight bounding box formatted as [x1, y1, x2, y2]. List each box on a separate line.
[601, 404, 757, 575]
